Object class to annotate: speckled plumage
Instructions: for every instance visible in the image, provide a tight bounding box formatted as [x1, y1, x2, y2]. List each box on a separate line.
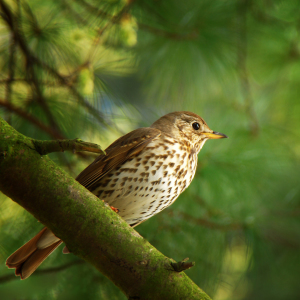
[90, 135, 198, 225]
[6, 111, 227, 279]
[76, 111, 224, 226]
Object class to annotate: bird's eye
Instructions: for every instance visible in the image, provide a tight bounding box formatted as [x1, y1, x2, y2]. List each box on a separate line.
[192, 122, 200, 130]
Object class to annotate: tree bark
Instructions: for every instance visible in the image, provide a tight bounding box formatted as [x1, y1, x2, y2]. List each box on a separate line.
[0, 117, 211, 300]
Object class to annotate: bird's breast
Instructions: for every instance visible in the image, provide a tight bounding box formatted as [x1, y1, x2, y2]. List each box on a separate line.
[92, 137, 198, 225]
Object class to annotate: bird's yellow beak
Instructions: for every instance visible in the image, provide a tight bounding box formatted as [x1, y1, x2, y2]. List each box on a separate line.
[202, 131, 228, 139]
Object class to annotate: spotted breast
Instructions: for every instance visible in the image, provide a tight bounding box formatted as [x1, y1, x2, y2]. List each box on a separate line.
[92, 134, 198, 226]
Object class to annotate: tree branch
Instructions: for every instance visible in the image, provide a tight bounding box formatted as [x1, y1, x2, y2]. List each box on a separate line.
[0, 0, 111, 127]
[0, 117, 211, 300]
[1, 0, 62, 135]
[5, 29, 16, 125]
[78, 0, 199, 41]
[171, 210, 244, 231]
[0, 260, 85, 284]
[32, 138, 105, 155]
[0, 99, 92, 163]
[0, 98, 65, 139]
[85, 0, 135, 61]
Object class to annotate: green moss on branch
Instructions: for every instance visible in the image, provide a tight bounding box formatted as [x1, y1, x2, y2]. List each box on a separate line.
[0, 117, 211, 300]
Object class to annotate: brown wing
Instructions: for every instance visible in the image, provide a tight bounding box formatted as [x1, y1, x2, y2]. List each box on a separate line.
[76, 127, 161, 191]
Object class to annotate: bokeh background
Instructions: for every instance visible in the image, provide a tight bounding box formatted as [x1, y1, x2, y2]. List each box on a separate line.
[0, 0, 300, 299]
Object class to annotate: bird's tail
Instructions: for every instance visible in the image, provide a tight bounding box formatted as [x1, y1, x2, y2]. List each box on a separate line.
[6, 227, 62, 279]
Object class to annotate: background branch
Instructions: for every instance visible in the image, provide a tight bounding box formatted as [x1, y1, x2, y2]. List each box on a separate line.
[0, 98, 64, 139]
[32, 138, 105, 155]
[0, 260, 85, 284]
[0, 0, 110, 127]
[5, 31, 16, 125]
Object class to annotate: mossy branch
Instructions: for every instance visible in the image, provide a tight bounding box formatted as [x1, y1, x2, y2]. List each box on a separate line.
[0, 117, 211, 300]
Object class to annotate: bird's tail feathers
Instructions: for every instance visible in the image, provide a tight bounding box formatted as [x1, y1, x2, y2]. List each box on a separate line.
[6, 227, 62, 279]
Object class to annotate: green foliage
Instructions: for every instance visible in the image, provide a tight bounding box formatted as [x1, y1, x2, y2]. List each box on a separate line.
[0, 0, 300, 299]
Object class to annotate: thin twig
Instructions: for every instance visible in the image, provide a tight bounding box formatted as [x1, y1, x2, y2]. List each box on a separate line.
[1, 0, 61, 134]
[171, 258, 195, 272]
[0, 0, 110, 127]
[86, 1, 135, 61]
[0, 99, 95, 162]
[0, 98, 65, 139]
[28, 67, 62, 134]
[0, 78, 69, 87]
[32, 138, 105, 155]
[35, 57, 112, 127]
[5, 31, 16, 125]
[175, 211, 244, 231]
[21, 3, 61, 135]
[60, 0, 90, 26]
[138, 23, 199, 40]
[77, 0, 198, 41]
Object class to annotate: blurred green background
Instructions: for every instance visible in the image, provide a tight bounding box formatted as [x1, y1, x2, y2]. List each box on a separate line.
[0, 0, 300, 299]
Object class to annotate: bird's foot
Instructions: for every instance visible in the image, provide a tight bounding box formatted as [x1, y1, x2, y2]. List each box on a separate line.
[110, 206, 119, 213]
[102, 200, 119, 213]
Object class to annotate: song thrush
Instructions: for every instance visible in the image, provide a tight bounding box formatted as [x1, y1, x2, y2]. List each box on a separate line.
[6, 111, 227, 279]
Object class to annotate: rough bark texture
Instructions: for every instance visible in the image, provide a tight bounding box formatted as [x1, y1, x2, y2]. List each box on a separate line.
[0, 117, 211, 300]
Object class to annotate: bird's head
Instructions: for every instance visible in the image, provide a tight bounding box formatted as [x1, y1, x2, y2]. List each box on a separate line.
[151, 111, 227, 152]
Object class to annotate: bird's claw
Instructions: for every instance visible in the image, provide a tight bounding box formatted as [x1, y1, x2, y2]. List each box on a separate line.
[110, 206, 119, 213]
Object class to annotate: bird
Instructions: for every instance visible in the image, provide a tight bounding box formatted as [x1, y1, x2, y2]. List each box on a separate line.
[6, 111, 227, 279]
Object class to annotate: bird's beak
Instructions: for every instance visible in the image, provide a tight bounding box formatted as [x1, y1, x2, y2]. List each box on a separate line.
[202, 131, 228, 139]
